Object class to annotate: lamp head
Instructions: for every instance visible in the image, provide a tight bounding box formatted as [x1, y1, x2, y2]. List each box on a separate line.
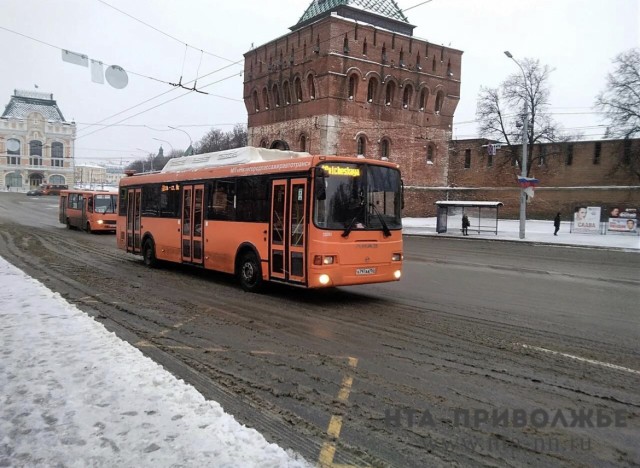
[504, 51, 513, 58]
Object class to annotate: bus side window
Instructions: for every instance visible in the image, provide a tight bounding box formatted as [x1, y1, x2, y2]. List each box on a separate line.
[236, 176, 269, 222]
[87, 196, 94, 213]
[119, 188, 128, 216]
[208, 180, 235, 220]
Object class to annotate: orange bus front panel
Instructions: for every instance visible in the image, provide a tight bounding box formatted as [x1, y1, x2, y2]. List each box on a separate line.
[306, 230, 403, 288]
[308, 262, 401, 288]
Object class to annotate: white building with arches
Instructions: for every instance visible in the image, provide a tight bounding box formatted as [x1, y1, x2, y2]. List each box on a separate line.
[0, 90, 76, 192]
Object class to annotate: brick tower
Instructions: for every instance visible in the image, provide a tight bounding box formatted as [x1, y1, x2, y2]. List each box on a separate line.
[243, 0, 461, 189]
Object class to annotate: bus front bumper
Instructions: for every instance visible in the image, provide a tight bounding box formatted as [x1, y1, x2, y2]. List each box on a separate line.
[308, 263, 402, 288]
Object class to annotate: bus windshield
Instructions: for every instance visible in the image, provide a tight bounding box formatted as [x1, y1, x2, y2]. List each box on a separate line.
[314, 163, 402, 231]
[94, 194, 117, 214]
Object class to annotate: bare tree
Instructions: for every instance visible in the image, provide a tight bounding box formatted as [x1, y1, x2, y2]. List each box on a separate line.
[596, 48, 640, 180]
[195, 125, 248, 154]
[126, 148, 184, 173]
[197, 128, 227, 154]
[126, 125, 249, 172]
[228, 124, 248, 148]
[476, 58, 563, 176]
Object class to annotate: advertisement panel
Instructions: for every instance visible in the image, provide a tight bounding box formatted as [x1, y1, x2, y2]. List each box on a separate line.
[573, 206, 601, 234]
[607, 207, 638, 233]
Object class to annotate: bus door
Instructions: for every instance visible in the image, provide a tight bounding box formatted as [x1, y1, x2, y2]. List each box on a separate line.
[269, 179, 307, 283]
[82, 195, 90, 229]
[288, 178, 307, 283]
[59, 195, 67, 224]
[181, 184, 204, 265]
[126, 188, 142, 254]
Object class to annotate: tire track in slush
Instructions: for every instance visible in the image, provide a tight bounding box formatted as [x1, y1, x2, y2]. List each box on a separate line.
[1, 218, 638, 467]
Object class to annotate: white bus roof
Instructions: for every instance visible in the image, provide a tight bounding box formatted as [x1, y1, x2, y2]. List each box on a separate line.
[68, 187, 118, 193]
[161, 146, 311, 173]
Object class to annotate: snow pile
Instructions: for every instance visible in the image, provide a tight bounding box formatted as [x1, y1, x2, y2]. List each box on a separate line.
[0, 257, 311, 468]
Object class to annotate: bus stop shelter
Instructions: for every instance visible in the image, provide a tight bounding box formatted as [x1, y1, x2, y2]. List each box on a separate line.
[435, 201, 504, 235]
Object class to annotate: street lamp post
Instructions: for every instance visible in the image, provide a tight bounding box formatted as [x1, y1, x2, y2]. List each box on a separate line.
[168, 126, 194, 155]
[504, 51, 528, 240]
[135, 148, 152, 172]
[152, 137, 174, 154]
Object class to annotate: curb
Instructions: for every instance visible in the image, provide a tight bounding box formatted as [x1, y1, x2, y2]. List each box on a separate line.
[402, 232, 640, 253]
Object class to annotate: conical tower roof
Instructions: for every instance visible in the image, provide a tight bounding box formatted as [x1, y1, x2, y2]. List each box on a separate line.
[298, 0, 408, 24]
[293, 0, 413, 34]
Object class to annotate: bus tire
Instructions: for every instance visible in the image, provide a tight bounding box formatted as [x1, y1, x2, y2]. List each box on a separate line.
[66, 218, 72, 230]
[86, 222, 91, 233]
[143, 239, 158, 268]
[238, 251, 263, 292]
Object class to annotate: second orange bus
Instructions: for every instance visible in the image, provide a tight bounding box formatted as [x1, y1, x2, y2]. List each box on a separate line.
[59, 188, 118, 233]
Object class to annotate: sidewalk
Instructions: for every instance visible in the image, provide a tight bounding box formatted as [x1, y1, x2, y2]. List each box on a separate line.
[0, 257, 311, 468]
[402, 218, 640, 251]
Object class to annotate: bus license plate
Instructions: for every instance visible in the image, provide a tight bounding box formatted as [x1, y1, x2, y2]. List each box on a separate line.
[356, 267, 376, 275]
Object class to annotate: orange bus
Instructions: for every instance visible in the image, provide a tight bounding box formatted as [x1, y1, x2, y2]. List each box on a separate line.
[59, 188, 118, 233]
[117, 147, 403, 291]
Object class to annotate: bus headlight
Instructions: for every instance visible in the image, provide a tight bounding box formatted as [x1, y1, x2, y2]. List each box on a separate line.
[314, 255, 336, 265]
[394, 270, 402, 279]
[319, 274, 331, 285]
[97, 220, 104, 225]
[392, 253, 403, 261]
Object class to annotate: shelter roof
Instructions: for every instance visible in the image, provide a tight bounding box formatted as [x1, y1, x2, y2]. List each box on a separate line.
[435, 201, 504, 208]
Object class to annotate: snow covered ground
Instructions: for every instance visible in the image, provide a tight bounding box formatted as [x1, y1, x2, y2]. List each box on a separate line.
[0, 217, 636, 467]
[403, 217, 640, 251]
[0, 257, 311, 468]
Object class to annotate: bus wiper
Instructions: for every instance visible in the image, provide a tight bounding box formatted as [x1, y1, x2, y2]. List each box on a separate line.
[342, 214, 360, 238]
[369, 203, 392, 238]
[342, 191, 365, 238]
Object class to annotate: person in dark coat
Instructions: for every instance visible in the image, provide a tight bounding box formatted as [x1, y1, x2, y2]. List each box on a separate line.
[462, 214, 470, 236]
[553, 212, 561, 236]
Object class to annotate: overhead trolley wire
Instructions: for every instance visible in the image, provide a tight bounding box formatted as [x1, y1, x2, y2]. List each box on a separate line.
[95, 0, 238, 64]
[0, 24, 172, 86]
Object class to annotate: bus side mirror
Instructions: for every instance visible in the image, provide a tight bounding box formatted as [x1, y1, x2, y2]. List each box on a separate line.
[88, 196, 94, 212]
[314, 170, 326, 201]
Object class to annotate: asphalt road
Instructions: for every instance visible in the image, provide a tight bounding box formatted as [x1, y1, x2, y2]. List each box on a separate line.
[1, 192, 638, 467]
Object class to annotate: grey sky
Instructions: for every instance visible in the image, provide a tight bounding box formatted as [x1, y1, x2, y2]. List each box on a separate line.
[1, 0, 638, 165]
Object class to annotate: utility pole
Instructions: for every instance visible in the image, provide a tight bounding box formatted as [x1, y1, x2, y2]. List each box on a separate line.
[505, 51, 528, 239]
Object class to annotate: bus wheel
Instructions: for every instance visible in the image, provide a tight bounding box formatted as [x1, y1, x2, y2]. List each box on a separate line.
[66, 218, 72, 230]
[143, 239, 158, 268]
[86, 222, 92, 233]
[238, 252, 263, 292]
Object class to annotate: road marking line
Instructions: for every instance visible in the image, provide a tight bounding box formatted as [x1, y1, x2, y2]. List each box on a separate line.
[317, 356, 367, 468]
[157, 316, 200, 337]
[318, 443, 336, 467]
[337, 376, 353, 402]
[518, 343, 640, 375]
[327, 415, 343, 438]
